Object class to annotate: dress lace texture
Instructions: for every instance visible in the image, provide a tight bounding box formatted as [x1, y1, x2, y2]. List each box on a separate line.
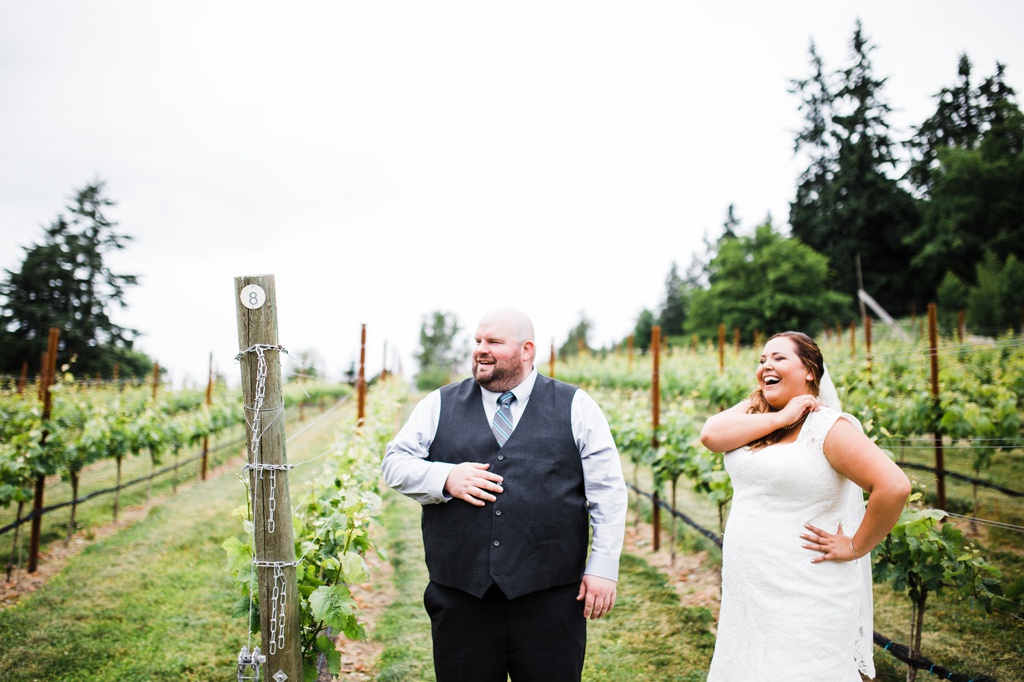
[707, 408, 875, 681]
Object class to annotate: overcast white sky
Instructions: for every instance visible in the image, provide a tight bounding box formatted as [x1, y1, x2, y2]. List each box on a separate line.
[2, 1, 1023, 386]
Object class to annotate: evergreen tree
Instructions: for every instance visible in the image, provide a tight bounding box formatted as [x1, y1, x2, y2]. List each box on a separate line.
[906, 54, 984, 194]
[789, 22, 920, 316]
[965, 253, 1024, 335]
[906, 58, 1024, 291]
[631, 308, 656, 352]
[722, 203, 741, 240]
[0, 181, 143, 377]
[789, 42, 837, 258]
[558, 313, 592, 358]
[658, 262, 688, 337]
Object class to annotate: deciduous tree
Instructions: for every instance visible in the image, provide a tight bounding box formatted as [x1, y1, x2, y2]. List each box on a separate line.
[413, 311, 463, 391]
[684, 222, 851, 339]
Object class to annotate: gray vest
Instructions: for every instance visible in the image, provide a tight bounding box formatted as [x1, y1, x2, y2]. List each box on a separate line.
[422, 375, 588, 599]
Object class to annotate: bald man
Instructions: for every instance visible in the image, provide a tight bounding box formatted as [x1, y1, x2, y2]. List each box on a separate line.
[382, 307, 628, 682]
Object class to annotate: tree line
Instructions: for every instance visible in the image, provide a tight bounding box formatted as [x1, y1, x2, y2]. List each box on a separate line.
[633, 21, 1023, 350]
[5, 23, 1021, 384]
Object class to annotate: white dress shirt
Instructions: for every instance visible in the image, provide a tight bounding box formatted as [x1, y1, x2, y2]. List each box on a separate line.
[382, 368, 628, 582]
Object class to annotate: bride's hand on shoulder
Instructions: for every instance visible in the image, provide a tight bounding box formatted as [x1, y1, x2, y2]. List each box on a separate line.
[779, 394, 819, 427]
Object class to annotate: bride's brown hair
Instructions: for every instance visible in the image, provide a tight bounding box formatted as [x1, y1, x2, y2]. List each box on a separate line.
[746, 331, 824, 448]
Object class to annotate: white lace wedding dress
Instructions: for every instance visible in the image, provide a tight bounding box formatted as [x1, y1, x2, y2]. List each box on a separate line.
[707, 408, 875, 681]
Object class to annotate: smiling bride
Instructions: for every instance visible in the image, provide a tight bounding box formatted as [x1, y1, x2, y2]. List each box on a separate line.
[700, 331, 911, 681]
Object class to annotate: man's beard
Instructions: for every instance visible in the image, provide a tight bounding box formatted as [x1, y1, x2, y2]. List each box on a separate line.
[473, 357, 521, 391]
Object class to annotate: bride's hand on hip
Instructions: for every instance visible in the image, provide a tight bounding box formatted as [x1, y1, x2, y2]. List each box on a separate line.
[802, 522, 858, 563]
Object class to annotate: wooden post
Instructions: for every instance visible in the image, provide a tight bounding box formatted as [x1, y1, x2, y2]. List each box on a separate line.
[651, 325, 661, 552]
[717, 323, 726, 374]
[865, 316, 873, 381]
[849, 321, 856, 358]
[549, 339, 556, 379]
[234, 274, 302, 680]
[956, 310, 965, 343]
[733, 327, 740, 354]
[151, 362, 160, 401]
[28, 328, 60, 574]
[627, 334, 634, 372]
[357, 324, 367, 427]
[17, 361, 28, 395]
[927, 304, 946, 513]
[201, 352, 213, 481]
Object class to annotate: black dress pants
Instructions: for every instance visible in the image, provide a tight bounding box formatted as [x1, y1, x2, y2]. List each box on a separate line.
[424, 581, 587, 682]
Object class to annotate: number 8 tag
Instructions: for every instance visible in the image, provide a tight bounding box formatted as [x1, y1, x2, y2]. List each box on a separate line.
[240, 284, 267, 310]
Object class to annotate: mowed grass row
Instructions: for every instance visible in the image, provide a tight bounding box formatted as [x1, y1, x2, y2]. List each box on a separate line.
[374, 489, 717, 681]
[0, 389, 720, 681]
[3, 377, 1017, 681]
[0, 400, 348, 682]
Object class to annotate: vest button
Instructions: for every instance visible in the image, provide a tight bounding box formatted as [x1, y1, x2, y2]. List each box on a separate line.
[497, 455, 505, 461]
[495, 510, 502, 516]
[493, 540, 500, 546]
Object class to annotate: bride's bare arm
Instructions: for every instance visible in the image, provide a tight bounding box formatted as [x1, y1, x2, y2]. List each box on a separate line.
[804, 418, 911, 562]
[699, 397, 818, 453]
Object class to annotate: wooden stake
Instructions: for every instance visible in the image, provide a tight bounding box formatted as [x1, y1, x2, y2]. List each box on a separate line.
[357, 324, 367, 427]
[28, 328, 59, 574]
[201, 352, 213, 481]
[651, 325, 661, 552]
[927, 304, 946, 513]
[17, 361, 27, 395]
[234, 274, 301, 680]
[717, 323, 725, 374]
[865, 317, 873, 381]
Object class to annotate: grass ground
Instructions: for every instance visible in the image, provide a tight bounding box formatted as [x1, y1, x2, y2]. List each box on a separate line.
[0, 388, 1019, 681]
[0, 403, 342, 681]
[373, 489, 717, 681]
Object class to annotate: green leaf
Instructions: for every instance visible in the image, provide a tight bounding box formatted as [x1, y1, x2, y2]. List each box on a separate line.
[315, 635, 342, 674]
[308, 584, 360, 636]
[341, 552, 368, 584]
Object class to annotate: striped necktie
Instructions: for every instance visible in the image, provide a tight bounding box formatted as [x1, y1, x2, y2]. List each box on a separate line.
[491, 391, 515, 446]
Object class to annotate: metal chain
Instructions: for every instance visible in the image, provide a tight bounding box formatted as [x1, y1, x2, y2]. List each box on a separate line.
[238, 343, 286, 535]
[239, 344, 282, 463]
[234, 343, 296, 665]
[251, 560, 299, 656]
[268, 564, 287, 654]
[268, 469, 277, 534]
